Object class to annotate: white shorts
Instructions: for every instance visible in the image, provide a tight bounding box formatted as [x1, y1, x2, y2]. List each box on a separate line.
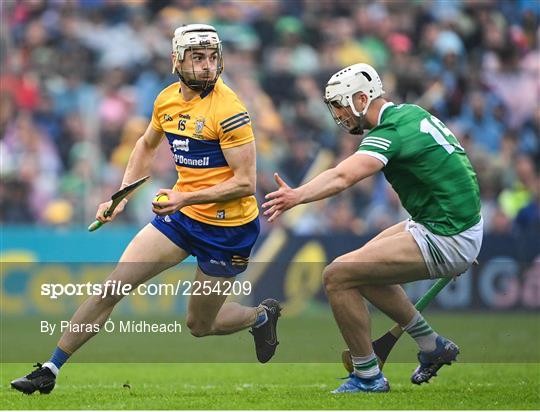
[406, 218, 483, 279]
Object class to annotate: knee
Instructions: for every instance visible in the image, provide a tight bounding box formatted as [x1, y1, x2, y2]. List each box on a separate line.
[186, 316, 212, 338]
[323, 256, 370, 293]
[323, 261, 344, 294]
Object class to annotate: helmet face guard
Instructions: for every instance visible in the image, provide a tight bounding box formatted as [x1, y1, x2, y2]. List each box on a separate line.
[171, 24, 224, 91]
[175, 44, 223, 91]
[325, 95, 365, 135]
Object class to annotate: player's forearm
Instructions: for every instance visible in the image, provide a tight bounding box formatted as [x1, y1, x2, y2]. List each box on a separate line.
[121, 137, 157, 197]
[183, 176, 255, 206]
[298, 167, 351, 204]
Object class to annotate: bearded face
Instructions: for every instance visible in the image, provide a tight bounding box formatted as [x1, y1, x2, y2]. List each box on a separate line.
[325, 99, 366, 135]
[174, 46, 223, 91]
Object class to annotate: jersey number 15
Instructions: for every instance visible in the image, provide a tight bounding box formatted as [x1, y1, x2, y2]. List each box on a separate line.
[420, 115, 464, 154]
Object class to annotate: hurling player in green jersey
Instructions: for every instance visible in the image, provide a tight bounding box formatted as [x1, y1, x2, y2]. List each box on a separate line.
[263, 63, 483, 394]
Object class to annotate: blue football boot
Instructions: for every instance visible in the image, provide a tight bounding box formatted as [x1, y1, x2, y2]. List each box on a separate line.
[411, 336, 460, 385]
[332, 372, 390, 393]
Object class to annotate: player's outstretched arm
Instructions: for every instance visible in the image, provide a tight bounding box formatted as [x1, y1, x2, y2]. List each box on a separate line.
[96, 124, 163, 224]
[262, 153, 383, 222]
[152, 141, 256, 215]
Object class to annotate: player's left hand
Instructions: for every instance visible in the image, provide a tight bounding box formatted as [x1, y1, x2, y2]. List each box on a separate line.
[152, 189, 188, 216]
[262, 173, 301, 222]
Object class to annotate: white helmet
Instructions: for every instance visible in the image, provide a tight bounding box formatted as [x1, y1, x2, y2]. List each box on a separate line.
[324, 63, 384, 133]
[171, 24, 223, 90]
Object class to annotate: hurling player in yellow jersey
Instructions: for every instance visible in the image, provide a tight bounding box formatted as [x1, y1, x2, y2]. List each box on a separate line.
[11, 24, 280, 395]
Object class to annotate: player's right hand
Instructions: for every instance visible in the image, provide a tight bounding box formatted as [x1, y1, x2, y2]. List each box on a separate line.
[95, 199, 127, 223]
[262, 173, 300, 222]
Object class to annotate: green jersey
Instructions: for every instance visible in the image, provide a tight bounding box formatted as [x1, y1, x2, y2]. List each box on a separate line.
[357, 103, 481, 236]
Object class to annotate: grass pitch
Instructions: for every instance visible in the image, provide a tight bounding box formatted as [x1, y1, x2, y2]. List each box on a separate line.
[3, 313, 539, 363]
[1, 362, 539, 409]
[2, 313, 539, 409]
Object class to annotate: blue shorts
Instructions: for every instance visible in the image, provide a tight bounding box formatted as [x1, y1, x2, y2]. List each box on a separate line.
[151, 211, 260, 277]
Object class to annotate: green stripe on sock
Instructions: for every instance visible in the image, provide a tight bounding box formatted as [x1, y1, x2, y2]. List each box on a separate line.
[405, 313, 439, 352]
[408, 321, 428, 333]
[411, 319, 427, 328]
[410, 323, 431, 333]
[410, 326, 432, 336]
[414, 329, 435, 337]
[410, 325, 432, 337]
[354, 358, 378, 370]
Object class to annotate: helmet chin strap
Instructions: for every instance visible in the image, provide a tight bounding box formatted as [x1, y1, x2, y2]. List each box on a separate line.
[349, 93, 372, 117]
[347, 96, 370, 134]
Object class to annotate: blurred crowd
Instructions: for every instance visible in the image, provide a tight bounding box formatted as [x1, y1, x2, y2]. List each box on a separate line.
[1, 0, 539, 236]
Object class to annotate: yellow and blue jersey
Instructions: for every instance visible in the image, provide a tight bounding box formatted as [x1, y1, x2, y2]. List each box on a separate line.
[151, 78, 258, 227]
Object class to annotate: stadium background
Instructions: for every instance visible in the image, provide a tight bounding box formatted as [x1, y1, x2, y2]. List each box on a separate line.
[1, 1, 539, 409]
[1, 0, 539, 364]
